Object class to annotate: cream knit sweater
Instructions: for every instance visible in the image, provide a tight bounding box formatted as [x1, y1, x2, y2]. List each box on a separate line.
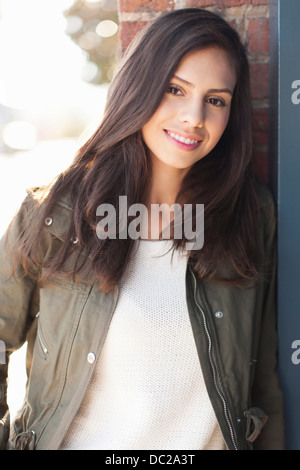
[61, 240, 226, 450]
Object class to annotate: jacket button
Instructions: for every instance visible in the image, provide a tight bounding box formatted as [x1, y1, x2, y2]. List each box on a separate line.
[44, 217, 53, 226]
[87, 352, 96, 364]
[215, 311, 223, 319]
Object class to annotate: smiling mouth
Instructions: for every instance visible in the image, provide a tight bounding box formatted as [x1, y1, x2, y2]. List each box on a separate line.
[164, 130, 202, 149]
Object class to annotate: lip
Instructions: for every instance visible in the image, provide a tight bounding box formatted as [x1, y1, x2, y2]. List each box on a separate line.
[166, 129, 203, 142]
[164, 129, 203, 151]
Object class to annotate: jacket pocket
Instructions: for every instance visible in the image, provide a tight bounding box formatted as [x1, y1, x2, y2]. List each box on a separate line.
[244, 407, 268, 443]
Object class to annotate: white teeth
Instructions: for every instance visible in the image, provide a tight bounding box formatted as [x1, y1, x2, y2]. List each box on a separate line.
[168, 131, 199, 145]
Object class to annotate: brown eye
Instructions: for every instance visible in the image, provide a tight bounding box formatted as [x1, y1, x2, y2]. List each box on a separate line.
[167, 85, 183, 95]
[207, 97, 226, 107]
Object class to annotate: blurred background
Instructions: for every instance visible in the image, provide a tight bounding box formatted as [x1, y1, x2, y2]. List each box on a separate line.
[0, 0, 118, 421]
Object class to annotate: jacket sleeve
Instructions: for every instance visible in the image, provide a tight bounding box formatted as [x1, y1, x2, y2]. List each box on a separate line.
[251, 192, 285, 450]
[0, 194, 40, 450]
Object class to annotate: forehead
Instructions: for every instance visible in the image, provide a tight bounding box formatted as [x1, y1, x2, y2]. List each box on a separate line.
[174, 47, 237, 89]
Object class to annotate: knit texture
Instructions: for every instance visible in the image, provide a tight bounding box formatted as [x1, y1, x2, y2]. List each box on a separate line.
[61, 240, 226, 450]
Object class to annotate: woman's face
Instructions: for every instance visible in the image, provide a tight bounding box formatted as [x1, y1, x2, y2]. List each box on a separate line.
[142, 47, 237, 172]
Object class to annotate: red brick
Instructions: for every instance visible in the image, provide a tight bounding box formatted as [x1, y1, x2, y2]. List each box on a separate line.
[253, 130, 269, 146]
[118, 21, 148, 51]
[252, 109, 269, 162]
[118, 0, 173, 12]
[187, 0, 268, 7]
[187, 0, 221, 6]
[249, 18, 270, 54]
[249, 63, 269, 100]
[252, 108, 268, 132]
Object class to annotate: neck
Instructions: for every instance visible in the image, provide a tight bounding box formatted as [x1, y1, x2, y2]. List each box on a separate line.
[146, 157, 188, 207]
[142, 156, 189, 240]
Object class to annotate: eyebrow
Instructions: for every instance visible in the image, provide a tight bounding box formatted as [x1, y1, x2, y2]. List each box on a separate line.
[173, 75, 233, 96]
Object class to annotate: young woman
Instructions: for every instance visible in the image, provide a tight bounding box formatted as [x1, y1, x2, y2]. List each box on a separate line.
[0, 8, 284, 450]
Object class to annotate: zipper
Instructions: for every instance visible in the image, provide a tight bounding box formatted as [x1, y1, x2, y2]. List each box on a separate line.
[38, 329, 48, 355]
[191, 270, 238, 450]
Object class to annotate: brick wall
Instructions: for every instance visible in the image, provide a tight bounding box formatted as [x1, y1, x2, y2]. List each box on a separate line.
[117, 0, 271, 184]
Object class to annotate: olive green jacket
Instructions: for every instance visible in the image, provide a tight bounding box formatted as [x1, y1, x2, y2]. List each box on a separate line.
[0, 181, 284, 450]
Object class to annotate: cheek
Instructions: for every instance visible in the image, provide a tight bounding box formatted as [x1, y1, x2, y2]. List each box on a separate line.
[141, 119, 160, 155]
[141, 105, 172, 145]
[142, 110, 162, 139]
[148, 98, 177, 126]
[141, 116, 156, 143]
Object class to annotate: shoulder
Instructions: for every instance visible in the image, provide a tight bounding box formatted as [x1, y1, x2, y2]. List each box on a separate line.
[24, 186, 74, 243]
[25, 185, 73, 210]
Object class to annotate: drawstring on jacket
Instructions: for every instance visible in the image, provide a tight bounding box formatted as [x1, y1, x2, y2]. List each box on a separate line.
[15, 431, 36, 450]
[244, 407, 268, 443]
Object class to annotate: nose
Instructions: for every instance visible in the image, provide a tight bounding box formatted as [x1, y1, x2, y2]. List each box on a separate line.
[179, 101, 205, 128]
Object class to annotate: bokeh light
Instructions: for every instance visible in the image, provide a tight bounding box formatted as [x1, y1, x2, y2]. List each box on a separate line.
[64, 15, 84, 35]
[96, 19, 118, 38]
[2, 121, 37, 150]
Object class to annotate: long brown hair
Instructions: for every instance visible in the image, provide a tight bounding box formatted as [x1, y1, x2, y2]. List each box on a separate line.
[16, 8, 260, 291]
